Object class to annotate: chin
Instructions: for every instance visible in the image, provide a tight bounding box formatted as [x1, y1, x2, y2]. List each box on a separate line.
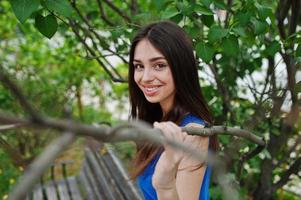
[145, 96, 160, 103]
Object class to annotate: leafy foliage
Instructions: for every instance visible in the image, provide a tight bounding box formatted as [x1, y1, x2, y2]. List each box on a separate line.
[1, 0, 301, 199]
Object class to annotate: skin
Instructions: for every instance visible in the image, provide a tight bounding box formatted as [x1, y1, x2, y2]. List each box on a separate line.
[134, 39, 209, 200]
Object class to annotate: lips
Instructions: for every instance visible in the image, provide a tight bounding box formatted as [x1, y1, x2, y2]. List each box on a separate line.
[142, 85, 161, 96]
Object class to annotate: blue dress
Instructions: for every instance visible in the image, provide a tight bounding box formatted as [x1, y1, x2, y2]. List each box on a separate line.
[137, 114, 212, 200]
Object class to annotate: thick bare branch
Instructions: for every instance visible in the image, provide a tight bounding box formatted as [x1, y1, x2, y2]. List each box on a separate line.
[182, 126, 265, 146]
[0, 112, 242, 200]
[0, 113, 265, 146]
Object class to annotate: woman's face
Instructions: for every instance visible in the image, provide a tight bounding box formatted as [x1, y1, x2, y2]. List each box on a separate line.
[133, 39, 176, 114]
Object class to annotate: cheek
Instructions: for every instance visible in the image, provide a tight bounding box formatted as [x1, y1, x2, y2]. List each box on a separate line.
[134, 72, 140, 85]
[164, 70, 175, 89]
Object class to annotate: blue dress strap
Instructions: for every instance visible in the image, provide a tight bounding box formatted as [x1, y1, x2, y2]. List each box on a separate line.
[180, 114, 206, 127]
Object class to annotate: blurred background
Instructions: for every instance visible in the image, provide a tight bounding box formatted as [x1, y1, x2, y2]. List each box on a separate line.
[0, 0, 300, 199]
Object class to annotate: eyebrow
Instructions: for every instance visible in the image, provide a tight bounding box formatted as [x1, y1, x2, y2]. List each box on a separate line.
[133, 56, 166, 63]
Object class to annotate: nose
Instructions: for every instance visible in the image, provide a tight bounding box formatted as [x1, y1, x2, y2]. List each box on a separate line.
[141, 67, 154, 82]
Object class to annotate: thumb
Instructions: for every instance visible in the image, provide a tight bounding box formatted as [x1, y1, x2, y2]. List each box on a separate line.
[153, 121, 159, 128]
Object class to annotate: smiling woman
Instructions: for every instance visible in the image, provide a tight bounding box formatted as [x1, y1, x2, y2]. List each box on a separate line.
[128, 21, 218, 200]
[133, 39, 176, 115]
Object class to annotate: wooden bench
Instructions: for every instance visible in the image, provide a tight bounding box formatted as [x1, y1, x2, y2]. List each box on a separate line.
[26, 145, 143, 200]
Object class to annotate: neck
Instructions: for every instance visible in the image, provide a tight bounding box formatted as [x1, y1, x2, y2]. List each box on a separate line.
[160, 100, 174, 118]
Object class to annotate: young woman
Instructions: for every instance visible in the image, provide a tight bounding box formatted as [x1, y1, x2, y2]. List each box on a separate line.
[128, 21, 218, 200]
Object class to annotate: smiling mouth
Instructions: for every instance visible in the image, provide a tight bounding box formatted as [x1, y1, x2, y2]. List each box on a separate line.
[143, 86, 161, 96]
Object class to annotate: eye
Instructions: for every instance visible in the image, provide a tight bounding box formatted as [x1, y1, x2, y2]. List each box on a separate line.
[134, 64, 144, 71]
[154, 63, 167, 70]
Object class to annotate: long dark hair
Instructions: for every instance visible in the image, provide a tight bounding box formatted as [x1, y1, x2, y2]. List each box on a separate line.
[128, 21, 218, 178]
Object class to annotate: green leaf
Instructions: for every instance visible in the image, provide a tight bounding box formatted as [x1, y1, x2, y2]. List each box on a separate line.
[161, 7, 180, 19]
[213, 0, 227, 10]
[35, 14, 58, 39]
[44, 0, 73, 18]
[193, 4, 214, 15]
[200, 0, 213, 8]
[265, 41, 281, 56]
[153, 0, 165, 10]
[196, 42, 215, 63]
[236, 12, 251, 26]
[222, 36, 239, 56]
[9, 0, 40, 23]
[170, 13, 183, 23]
[208, 25, 228, 43]
[176, 2, 193, 16]
[201, 15, 214, 27]
[232, 26, 247, 37]
[256, 4, 273, 20]
[184, 26, 199, 39]
[251, 18, 269, 35]
[296, 44, 301, 57]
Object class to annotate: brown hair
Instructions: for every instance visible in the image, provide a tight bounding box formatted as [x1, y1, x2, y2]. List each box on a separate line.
[128, 21, 218, 179]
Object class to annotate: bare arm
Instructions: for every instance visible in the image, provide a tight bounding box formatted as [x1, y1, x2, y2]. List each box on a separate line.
[152, 122, 209, 200]
[176, 123, 209, 200]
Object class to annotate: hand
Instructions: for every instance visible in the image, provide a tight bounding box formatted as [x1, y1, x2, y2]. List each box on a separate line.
[154, 121, 187, 166]
[152, 121, 187, 189]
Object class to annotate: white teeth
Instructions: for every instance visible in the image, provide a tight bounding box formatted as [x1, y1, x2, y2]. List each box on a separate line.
[145, 87, 159, 92]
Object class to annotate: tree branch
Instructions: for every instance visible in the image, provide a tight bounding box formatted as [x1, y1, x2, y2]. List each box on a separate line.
[288, 0, 301, 36]
[272, 157, 301, 193]
[208, 60, 233, 123]
[70, 1, 128, 64]
[0, 66, 42, 122]
[182, 126, 265, 146]
[8, 132, 76, 200]
[0, 123, 24, 131]
[102, 0, 131, 22]
[69, 20, 126, 83]
[95, 0, 115, 26]
[276, 0, 291, 39]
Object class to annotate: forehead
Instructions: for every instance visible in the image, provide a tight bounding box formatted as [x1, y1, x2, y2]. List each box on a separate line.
[134, 39, 165, 61]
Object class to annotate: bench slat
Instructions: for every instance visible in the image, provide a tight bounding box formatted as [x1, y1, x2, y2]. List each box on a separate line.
[100, 147, 143, 200]
[56, 179, 72, 200]
[44, 181, 59, 200]
[67, 176, 83, 200]
[85, 149, 120, 199]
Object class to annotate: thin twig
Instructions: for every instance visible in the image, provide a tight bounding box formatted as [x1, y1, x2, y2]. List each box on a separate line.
[69, 20, 126, 83]
[96, 0, 115, 26]
[102, 0, 131, 22]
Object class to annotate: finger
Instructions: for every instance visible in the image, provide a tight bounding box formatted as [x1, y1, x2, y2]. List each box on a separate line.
[164, 124, 186, 142]
[166, 121, 182, 132]
[166, 122, 187, 141]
